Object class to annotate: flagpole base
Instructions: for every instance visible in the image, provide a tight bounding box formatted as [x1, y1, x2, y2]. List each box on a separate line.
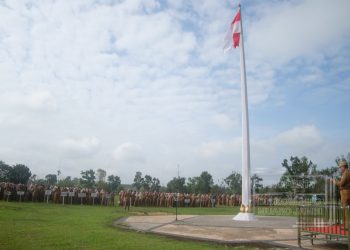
[233, 212, 256, 221]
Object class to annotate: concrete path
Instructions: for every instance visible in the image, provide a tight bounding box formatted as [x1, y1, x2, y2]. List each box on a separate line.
[115, 214, 348, 249]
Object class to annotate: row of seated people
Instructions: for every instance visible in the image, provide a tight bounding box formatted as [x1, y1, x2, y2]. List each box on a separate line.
[0, 182, 115, 206]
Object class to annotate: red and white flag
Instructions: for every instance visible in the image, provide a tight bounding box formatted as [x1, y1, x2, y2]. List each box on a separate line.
[223, 8, 241, 52]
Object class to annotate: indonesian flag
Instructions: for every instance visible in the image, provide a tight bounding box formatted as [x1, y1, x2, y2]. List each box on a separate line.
[223, 9, 241, 51]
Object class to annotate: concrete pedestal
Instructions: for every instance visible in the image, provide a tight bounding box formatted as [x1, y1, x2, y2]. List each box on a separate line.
[233, 212, 256, 221]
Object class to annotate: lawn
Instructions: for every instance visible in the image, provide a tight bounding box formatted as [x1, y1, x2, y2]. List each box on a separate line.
[0, 202, 250, 250]
[124, 205, 240, 216]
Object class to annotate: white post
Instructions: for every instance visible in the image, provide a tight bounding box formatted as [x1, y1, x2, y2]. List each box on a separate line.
[325, 176, 328, 205]
[233, 4, 256, 221]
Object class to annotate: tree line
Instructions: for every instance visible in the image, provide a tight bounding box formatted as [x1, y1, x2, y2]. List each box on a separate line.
[0, 162, 32, 184]
[0, 162, 121, 193]
[1, 153, 349, 195]
[148, 153, 349, 195]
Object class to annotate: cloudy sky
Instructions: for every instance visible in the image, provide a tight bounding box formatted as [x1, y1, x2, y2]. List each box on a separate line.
[0, 0, 349, 185]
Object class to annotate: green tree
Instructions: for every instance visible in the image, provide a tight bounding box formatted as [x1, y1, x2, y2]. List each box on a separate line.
[187, 171, 213, 194]
[35, 179, 47, 185]
[224, 171, 242, 194]
[57, 170, 61, 182]
[132, 171, 143, 191]
[0, 161, 12, 182]
[260, 184, 277, 194]
[96, 168, 107, 182]
[312, 166, 339, 194]
[9, 164, 31, 184]
[29, 174, 37, 184]
[197, 171, 213, 193]
[107, 175, 121, 192]
[142, 174, 152, 191]
[167, 177, 186, 192]
[72, 177, 80, 186]
[186, 177, 198, 193]
[80, 169, 96, 188]
[45, 174, 57, 186]
[96, 181, 109, 190]
[211, 183, 228, 194]
[96, 169, 107, 190]
[58, 176, 80, 187]
[318, 167, 338, 177]
[151, 177, 161, 192]
[277, 156, 317, 195]
[251, 174, 263, 193]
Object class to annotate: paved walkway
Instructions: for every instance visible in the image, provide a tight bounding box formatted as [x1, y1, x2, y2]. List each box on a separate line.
[114, 214, 348, 249]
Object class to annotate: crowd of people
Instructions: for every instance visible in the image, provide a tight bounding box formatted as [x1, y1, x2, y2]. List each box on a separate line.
[118, 190, 285, 210]
[0, 182, 115, 206]
[1, 182, 288, 209]
[118, 190, 243, 210]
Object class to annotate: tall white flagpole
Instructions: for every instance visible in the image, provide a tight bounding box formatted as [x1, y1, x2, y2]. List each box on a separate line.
[233, 4, 256, 221]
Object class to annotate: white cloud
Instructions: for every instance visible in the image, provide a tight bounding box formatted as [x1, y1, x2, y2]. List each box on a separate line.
[251, 125, 325, 178]
[196, 124, 330, 182]
[246, 0, 350, 65]
[211, 113, 236, 130]
[0, 90, 55, 127]
[0, 1, 348, 185]
[112, 143, 145, 164]
[198, 138, 241, 158]
[0, 90, 54, 110]
[275, 125, 323, 150]
[60, 137, 100, 158]
[0, 113, 24, 126]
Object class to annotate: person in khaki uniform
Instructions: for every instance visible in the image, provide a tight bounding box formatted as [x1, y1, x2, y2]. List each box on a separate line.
[332, 160, 350, 227]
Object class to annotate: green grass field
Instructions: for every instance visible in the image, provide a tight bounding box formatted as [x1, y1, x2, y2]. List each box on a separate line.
[0, 201, 251, 250]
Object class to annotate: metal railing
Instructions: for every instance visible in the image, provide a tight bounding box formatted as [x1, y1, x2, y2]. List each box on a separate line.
[298, 205, 349, 247]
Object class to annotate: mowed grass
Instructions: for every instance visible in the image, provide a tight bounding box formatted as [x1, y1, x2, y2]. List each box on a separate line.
[125, 205, 240, 216]
[0, 201, 247, 250]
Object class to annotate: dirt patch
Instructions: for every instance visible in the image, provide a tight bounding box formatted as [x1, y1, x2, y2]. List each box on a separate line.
[127, 211, 172, 216]
[147, 212, 173, 216]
